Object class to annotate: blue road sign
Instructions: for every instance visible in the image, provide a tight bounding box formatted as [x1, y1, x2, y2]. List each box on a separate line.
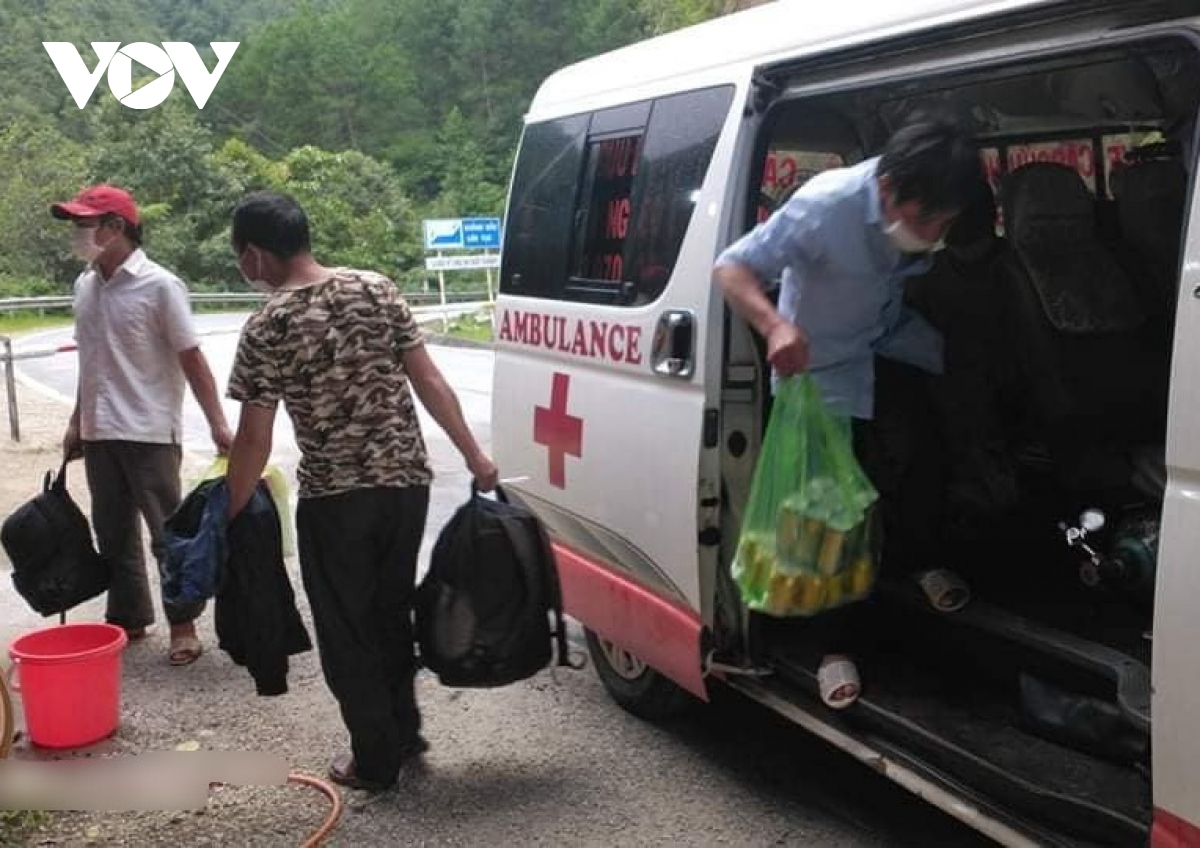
[462, 217, 502, 249]
[424, 219, 464, 250]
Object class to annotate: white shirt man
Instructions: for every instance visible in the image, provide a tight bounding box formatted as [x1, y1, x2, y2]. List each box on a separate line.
[52, 184, 232, 666]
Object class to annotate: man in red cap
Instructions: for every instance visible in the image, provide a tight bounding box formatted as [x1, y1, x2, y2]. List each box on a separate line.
[51, 183, 234, 666]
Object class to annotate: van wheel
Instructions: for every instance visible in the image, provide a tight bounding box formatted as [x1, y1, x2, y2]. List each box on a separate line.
[584, 628, 696, 720]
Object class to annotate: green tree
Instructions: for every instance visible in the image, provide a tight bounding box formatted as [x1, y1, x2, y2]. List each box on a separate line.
[278, 146, 420, 280]
[79, 95, 242, 287]
[429, 107, 508, 219]
[0, 0, 747, 297]
[0, 119, 87, 288]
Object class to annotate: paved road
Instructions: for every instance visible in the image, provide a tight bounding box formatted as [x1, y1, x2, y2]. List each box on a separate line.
[15, 313, 494, 567]
[9, 315, 993, 846]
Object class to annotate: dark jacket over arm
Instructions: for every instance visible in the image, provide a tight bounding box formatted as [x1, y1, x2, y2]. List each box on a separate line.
[216, 481, 312, 696]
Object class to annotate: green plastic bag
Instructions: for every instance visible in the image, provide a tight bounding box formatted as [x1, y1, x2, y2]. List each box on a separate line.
[731, 375, 880, 617]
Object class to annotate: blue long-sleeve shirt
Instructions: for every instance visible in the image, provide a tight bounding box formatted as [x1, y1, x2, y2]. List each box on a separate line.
[715, 156, 944, 419]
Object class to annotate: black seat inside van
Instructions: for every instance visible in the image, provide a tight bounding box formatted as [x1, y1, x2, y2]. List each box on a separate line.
[904, 176, 1020, 521]
[1111, 152, 1188, 341]
[997, 162, 1169, 495]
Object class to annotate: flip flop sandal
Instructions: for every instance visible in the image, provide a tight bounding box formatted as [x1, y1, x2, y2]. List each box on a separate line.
[168, 636, 203, 666]
[916, 569, 971, 613]
[328, 753, 395, 792]
[818, 655, 861, 710]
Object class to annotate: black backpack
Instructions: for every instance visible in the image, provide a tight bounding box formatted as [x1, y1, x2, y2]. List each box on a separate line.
[415, 485, 577, 688]
[1, 461, 110, 617]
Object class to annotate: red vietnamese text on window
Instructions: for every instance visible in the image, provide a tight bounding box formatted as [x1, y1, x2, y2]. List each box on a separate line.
[576, 133, 643, 283]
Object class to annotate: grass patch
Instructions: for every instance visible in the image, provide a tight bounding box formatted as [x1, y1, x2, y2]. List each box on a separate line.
[441, 310, 494, 344]
[0, 809, 52, 842]
[0, 313, 74, 337]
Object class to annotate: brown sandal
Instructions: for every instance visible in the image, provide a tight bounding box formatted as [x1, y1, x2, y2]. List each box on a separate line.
[168, 635, 203, 666]
[328, 753, 394, 792]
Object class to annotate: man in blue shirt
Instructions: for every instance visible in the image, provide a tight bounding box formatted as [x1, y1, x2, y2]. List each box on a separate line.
[714, 117, 985, 709]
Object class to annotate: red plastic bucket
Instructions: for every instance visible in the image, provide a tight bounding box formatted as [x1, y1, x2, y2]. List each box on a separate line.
[7, 623, 128, 749]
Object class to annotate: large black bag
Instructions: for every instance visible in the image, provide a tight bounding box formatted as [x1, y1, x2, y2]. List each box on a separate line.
[415, 485, 576, 688]
[1, 461, 110, 616]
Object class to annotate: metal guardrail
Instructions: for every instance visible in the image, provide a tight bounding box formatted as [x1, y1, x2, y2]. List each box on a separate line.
[0, 299, 491, 442]
[0, 290, 489, 314]
[2, 337, 16, 442]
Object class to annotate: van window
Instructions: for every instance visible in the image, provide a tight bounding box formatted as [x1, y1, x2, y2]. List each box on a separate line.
[501, 85, 734, 306]
[624, 86, 736, 304]
[500, 114, 589, 300]
[758, 149, 846, 222]
[753, 106, 863, 224]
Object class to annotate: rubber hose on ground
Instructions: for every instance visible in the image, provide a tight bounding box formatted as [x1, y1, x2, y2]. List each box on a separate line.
[287, 772, 344, 847]
[0, 681, 340, 847]
[208, 773, 343, 847]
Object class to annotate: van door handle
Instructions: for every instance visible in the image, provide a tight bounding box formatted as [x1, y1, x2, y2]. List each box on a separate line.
[652, 310, 695, 379]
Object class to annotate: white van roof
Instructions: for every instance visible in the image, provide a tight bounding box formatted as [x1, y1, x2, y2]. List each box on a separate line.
[529, 0, 1061, 118]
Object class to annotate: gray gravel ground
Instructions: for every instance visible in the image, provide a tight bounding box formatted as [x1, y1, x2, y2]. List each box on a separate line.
[1, 360, 992, 848]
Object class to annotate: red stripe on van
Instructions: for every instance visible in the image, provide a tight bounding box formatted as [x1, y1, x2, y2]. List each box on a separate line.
[552, 541, 708, 701]
[1153, 808, 1200, 847]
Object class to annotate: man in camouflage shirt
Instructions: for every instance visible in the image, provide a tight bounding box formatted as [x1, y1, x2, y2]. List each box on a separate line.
[224, 191, 498, 791]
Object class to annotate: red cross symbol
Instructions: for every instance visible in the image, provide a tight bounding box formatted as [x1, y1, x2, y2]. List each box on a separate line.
[534, 372, 584, 489]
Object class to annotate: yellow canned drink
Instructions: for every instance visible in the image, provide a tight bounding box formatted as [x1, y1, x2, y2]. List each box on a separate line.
[777, 507, 801, 548]
[775, 508, 809, 574]
[824, 572, 845, 609]
[817, 528, 846, 576]
[799, 516, 825, 573]
[766, 570, 792, 609]
[793, 575, 826, 615]
[848, 555, 875, 598]
[741, 535, 775, 594]
[778, 575, 807, 615]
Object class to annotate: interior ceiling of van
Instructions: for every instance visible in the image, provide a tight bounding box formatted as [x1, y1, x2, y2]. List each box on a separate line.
[862, 39, 1200, 146]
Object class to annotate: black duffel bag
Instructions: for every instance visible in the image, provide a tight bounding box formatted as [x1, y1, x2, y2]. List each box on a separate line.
[1, 461, 110, 617]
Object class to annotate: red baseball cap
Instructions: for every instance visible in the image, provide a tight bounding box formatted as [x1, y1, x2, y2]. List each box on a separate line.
[51, 185, 140, 226]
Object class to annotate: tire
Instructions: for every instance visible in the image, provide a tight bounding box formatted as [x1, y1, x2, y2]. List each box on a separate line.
[584, 628, 697, 721]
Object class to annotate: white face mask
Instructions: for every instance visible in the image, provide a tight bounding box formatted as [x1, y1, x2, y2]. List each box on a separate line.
[71, 227, 103, 262]
[884, 218, 939, 255]
[239, 247, 274, 294]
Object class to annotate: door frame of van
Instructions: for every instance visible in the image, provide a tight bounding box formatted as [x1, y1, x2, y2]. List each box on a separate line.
[706, 14, 1200, 846]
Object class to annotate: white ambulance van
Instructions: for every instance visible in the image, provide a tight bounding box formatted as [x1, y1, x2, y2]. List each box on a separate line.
[491, 1, 1200, 843]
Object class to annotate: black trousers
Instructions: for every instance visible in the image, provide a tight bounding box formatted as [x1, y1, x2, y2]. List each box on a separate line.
[296, 485, 430, 784]
[809, 357, 948, 657]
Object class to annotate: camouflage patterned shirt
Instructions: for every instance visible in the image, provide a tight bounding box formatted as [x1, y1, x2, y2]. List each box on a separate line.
[226, 268, 433, 499]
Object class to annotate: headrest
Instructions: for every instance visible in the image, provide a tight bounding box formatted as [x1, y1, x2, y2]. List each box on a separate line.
[1112, 157, 1186, 204]
[1003, 163, 1093, 246]
[1002, 162, 1144, 335]
[1112, 159, 1188, 268]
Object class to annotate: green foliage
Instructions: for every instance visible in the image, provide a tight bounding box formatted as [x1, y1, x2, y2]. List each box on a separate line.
[0, 809, 51, 843]
[279, 146, 420, 278]
[0, 0, 738, 297]
[0, 119, 87, 285]
[442, 308, 496, 344]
